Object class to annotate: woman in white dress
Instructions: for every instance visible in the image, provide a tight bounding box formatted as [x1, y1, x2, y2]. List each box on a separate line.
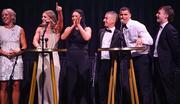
[0, 8, 27, 104]
[32, 3, 63, 104]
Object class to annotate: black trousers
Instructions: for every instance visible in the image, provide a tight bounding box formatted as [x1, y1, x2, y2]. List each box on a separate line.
[153, 57, 176, 104]
[66, 50, 90, 104]
[96, 59, 111, 104]
[118, 56, 131, 104]
[132, 54, 153, 104]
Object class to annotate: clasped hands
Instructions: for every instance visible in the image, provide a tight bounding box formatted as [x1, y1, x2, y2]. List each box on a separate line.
[4, 48, 21, 59]
[72, 17, 82, 28]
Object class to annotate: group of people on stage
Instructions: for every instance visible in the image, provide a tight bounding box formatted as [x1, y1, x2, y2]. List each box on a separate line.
[0, 3, 180, 104]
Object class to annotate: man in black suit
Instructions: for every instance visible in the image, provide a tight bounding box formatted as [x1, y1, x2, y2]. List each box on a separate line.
[95, 11, 125, 104]
[152, 5, 180, 104]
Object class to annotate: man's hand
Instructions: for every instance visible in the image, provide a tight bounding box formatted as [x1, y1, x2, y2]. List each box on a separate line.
[136, 38, 143, 47]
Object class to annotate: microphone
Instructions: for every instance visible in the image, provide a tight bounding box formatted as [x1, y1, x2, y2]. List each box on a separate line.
[46, 21, 49, 25]
[46, 19, 56, 25]
[45, 20, 50, 26]
[120, 19, 124, 32]
[45, 38, 48, 48]
[120, 19, 127, 31]
[39, 21, 49, 27]
[120, 19, 127, 47]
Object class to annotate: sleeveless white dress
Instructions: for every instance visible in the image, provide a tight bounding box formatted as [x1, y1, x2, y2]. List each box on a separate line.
[36, 28, 60, 104]
[0, 25, 23, 81]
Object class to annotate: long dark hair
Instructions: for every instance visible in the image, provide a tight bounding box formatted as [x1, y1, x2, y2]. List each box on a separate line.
[73, 9, 86, 28]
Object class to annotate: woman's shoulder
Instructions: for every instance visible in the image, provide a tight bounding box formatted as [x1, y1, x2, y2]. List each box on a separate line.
[85, 26, 91, 30]
[14, 25, 21, 28]
[35, 26, 44, 32]
[14, 25, 24, 30]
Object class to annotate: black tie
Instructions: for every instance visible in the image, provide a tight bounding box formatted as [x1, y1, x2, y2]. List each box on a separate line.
[120, 24, 127, 32]
[122, 24, 128, 29]
[105, 28, 112, 33]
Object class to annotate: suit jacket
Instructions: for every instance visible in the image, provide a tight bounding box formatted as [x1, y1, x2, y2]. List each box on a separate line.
[96, 28, 126, 60]
[152, 23, 180, 76]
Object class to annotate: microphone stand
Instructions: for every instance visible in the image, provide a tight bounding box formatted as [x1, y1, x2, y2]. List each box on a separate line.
[8, 56, 18, 104]
[120, 23, 125, 48]
[41, 23, 48, 104]
[119, 22, 125, 104]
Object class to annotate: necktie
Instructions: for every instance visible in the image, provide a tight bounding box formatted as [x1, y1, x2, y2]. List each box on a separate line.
[105, 28, 112, 33]
[120, 24, 127, 32]
[122, 24, 128, 29]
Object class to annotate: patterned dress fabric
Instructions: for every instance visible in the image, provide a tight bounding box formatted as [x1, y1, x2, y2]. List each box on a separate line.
[0, 25, 23, 81]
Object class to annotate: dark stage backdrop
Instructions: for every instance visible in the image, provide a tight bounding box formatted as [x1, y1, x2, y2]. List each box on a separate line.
[0, 0, 180, 103]
[0, 0, 179, 55]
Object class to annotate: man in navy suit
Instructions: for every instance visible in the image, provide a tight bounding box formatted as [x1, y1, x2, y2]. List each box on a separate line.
[95, 11, 125, 104]
[152, 5, 180, 104]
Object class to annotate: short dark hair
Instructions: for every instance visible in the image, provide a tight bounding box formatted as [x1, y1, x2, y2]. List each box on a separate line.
[119, 7, 131, 14]
[159, 5, 174, 22]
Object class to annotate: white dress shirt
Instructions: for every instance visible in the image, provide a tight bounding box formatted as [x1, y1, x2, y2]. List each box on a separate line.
[123, 19, 153, 56]
[153, 22, 168, 57]
[101, 27, 115, 59]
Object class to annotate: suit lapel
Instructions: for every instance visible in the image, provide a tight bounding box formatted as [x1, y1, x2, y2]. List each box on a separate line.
[100, 28, 119, 48]
[110, 29, 117, 48]
[157, 23, 169, 44]
[100, 29, 106, 47]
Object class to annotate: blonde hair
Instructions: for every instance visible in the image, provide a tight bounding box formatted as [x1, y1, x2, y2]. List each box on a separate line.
[44, 10, 57, 25]
[42, 10, 58, 33]
[1, 8, 16, 24]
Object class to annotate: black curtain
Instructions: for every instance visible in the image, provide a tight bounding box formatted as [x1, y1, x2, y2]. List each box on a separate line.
[1, 0, 179, 55]
[0, 0, 180, 104]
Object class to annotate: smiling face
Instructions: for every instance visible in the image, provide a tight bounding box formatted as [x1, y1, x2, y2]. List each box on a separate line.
[72, 11, 81, 23]
[41, 10, 57, 26]
[119, 10, 131, 24]
[1, 9, 16, 25]
[103, 14, 112, 28]
[156, 8, 168, 24]
[42, 13, 50, 25]
[103, 13, 116, 28]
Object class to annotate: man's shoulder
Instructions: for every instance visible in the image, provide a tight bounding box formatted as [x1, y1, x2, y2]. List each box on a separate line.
[130, 19, 144, 25]
[114, 28, 121, 33]
[165, 23, 176, 30]
[164, 23, 179, 35]
[99, 28, 105, 31]
[98, 28, 105, 33]
[129, 19, 146, 29]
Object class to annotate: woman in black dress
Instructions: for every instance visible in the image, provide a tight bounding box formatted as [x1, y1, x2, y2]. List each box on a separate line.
[61, 9, 92, 104]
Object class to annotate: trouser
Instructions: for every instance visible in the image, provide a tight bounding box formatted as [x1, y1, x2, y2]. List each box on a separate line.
[153, 57, 176, 104]
[132, 54, 153, 104]
[66, 50, 90, 104]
